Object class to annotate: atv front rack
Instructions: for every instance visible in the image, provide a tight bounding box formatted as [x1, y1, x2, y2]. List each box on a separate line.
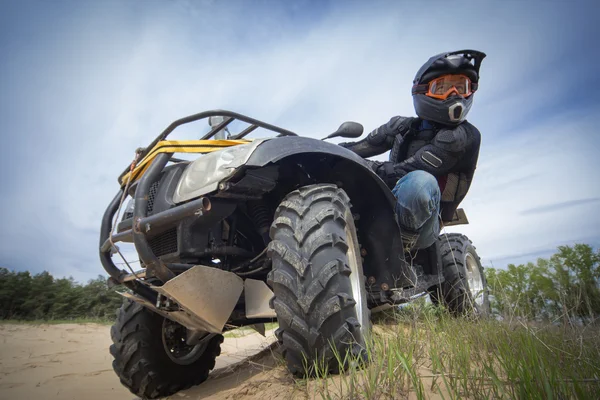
[101, 110, 297, 297]
[117, 110, 297, 184]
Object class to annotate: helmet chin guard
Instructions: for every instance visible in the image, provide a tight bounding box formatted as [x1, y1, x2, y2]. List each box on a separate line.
[448, 102, 465, 122]
[413, 94, 473, 126]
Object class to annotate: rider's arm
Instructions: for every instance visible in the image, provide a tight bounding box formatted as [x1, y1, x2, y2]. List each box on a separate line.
[374, 123, 481, 186]
[339, 116, 415, 158]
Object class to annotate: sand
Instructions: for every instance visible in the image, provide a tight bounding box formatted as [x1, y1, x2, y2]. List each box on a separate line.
[0, 323, 450, 400]
[0, 323, 286, 400]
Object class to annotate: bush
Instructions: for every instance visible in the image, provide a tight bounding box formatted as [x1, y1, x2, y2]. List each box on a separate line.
[485, 244, 600, 324]
[0, 269, 123, 321]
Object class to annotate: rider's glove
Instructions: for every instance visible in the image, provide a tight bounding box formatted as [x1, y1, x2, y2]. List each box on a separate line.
[362, 160, 398, 186]
[372, 161, 398, 186]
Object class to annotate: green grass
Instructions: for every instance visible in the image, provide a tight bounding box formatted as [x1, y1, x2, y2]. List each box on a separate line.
[301, 304, 600, 400]
[0, 317, 114, 326]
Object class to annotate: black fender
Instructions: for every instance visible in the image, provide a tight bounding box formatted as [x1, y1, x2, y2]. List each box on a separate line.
[246, 136, 417, 292]
[247, 136, 394, 203]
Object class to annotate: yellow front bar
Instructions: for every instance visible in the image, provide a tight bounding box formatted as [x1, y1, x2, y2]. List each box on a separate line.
[120, 139, 251, 186]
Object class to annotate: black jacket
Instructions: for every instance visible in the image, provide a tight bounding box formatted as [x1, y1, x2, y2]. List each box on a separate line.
[340, 116, 481, 222]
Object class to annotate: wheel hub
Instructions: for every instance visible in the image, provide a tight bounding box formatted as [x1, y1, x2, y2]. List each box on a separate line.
[345, 223, 369, 339]
[465, 253, 484, 306]
[161, 319, 210, 365]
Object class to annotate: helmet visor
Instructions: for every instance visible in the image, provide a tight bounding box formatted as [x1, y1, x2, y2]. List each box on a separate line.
[427, 74, 472, 100]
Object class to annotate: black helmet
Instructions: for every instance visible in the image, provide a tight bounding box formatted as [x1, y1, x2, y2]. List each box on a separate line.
[412, 50, 486, 126]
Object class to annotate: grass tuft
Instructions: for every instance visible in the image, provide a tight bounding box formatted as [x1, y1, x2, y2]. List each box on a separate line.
[298, 303, 600, 399]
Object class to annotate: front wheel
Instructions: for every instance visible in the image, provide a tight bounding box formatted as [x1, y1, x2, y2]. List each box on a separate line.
[429, 233, 490, 317]
[268, 184, 370, 376]
[110, 300, 223, 399]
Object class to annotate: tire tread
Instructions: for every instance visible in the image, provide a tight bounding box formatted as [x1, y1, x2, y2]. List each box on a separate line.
[430, 233, 490, 317]
[267, 184, 367, 376]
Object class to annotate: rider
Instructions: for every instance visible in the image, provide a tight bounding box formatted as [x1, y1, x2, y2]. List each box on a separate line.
[341, 50, 486, 252]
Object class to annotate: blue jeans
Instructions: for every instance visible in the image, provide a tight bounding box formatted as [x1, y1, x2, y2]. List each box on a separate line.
[392, 171, 441, 250]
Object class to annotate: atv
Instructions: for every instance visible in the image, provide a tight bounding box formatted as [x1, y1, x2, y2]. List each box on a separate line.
[99, 110, 489, 399]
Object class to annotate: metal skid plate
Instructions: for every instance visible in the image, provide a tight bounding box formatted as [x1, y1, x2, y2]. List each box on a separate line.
[250, 323, 266, 337]
[244, 279, 276, 319]
[120, 267, 278, 334]
[152, 265, 244, 333]
[119, 292, 216, 333]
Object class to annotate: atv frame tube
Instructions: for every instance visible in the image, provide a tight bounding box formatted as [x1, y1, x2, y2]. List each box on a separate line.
[132, 153, 177, 283]
[99, 188, 130, 282]
[98, 189, 157, 301]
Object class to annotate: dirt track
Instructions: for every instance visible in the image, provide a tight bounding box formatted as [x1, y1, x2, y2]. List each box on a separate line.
[0, 323, 300, 400]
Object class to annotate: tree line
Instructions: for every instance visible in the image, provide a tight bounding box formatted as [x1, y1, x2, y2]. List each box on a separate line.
[0, 244, 598, 322]
[485, 244, 600, 324]
[0, 269, 123, 321]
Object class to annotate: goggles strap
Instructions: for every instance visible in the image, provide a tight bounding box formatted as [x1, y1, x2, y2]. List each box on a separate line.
[412, 84, 429, 95]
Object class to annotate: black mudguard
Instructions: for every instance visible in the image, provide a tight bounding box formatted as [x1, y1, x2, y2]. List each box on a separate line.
[246, 136, 417, 293]
[247, 136, 396, 204]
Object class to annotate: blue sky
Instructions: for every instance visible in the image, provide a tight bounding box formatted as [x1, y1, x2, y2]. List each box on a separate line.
[0, 0, 599, 282]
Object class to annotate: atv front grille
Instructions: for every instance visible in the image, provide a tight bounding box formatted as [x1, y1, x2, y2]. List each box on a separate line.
[123, 180, 160, 220]
[148, 228, 178, 257]
[147, 181, 159, 214]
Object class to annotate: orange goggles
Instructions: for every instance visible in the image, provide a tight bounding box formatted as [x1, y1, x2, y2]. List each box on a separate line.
[412, 74, 477, 100]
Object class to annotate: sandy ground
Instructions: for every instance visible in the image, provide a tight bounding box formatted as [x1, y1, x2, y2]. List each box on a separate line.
[0, 323, 445, 400]
[0, 323, 287, 400]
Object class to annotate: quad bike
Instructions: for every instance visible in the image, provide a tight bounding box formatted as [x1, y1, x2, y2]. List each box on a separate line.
[99, 110, 489, 399]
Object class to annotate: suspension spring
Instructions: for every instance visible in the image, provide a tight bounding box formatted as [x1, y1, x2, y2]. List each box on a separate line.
[248, 201, 271, 244]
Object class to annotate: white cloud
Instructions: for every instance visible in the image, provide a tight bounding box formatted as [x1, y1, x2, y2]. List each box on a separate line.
[1, 1, 598, 281]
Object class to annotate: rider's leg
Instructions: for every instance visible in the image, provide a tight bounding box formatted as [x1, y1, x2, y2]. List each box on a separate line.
[391, 170, 441, 251]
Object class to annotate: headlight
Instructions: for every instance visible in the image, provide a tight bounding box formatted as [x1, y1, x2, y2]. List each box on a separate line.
[173, 140, 265, 203]
[122, 197, 135, 220]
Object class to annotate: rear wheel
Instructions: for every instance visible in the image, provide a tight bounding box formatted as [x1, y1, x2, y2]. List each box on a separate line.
[429, 233, 490, 317]
[110, 300, 223, 399]
[268, 184, 370, 376]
